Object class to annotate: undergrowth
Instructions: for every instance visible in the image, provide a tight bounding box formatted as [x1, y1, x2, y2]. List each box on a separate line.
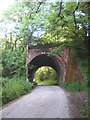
[0, 76, 34, 106]
[60, 82, 84, 91]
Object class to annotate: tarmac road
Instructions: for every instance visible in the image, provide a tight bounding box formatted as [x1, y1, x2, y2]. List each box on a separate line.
[1, 86, 71, 118]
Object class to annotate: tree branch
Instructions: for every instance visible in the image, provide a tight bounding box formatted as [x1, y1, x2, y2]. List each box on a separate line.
[73, 2, 79, 32]
[36, 2, 43, 13]
[29, 2, 43, 20]
[58, 0, 62, 17]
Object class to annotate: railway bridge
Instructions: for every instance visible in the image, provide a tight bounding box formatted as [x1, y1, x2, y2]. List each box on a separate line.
[26, 46, 82, 85]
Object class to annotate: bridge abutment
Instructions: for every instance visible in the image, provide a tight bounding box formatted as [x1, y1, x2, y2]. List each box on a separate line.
[26, 46, 82, 85]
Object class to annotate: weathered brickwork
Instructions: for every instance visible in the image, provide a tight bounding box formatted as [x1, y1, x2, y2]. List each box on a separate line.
[65, 49, 83, 83]
[55, 47, 70, 82]
[27, 47, 82, 83]
[26, 47, 56, 64]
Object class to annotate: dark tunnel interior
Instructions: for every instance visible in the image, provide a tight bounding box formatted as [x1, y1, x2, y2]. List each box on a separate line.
[28, 54, 63, 85]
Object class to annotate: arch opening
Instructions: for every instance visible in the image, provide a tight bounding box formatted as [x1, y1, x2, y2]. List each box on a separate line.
[28, 54, 63, 85]
[33, 66, 57, 85]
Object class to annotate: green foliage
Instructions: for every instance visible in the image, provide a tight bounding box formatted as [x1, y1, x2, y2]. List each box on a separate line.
[34, 66, 57, 85]
[2, 45, 26, 78]
[1, 1, 88, 47]
[0, 77, 34, 106]
[37, 79, 57, 86]
[45, 2, 88, 41]
[60, 82, 84, 91]
[1, 0, 46, 46]
[48, 40, 70, 55]
[29, 65, 36, 70]
[75, 58, 88, 91]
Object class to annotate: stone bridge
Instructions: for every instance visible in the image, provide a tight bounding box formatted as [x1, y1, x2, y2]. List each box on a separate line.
[26, 46, 82, 85]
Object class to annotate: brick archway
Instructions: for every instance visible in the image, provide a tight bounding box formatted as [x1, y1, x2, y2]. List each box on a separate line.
[28, 54, 63, 85]
[26, 46, 82, 84]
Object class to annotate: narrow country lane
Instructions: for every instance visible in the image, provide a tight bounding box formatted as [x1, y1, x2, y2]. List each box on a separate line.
[1, 86, 72, 118]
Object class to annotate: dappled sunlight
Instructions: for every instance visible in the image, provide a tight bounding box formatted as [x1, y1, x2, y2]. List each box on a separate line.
[33, 66, 57, 85]
[60, 37, 67, 42]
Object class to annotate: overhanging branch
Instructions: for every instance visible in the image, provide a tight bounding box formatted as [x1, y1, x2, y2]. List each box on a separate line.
[58, 0, 62, 17]
[36, 2, 43, 13]
[73, 2, 79, 32]
[29, 2, 43, 20]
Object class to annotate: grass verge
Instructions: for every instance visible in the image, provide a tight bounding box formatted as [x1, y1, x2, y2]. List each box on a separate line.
[60, 82, 85, 91]
[0, 76, 34, 106]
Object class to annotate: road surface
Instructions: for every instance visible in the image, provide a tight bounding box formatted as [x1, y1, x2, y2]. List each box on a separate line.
[1, 86, 72, 118]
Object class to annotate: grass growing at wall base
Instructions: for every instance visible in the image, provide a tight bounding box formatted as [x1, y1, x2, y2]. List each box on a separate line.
[0, 76, 34, 106]
[36, 79, 57, 85]
[60, 82, 85, 91]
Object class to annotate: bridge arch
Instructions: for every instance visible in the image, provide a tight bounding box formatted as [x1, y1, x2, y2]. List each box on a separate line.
[28, 54, 63, 85]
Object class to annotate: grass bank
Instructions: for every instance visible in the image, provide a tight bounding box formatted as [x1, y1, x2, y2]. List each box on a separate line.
[0, 76, 34, 106]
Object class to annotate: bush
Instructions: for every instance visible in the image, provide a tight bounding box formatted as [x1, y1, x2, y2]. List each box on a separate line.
[2, 47, 26, 78]
[1, 77, 34, 106]
[60, 82, 84, 91]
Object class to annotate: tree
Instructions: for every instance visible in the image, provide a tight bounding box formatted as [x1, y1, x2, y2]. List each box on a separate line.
[45, 1, 89, 42]
[1, 0, 89, 78]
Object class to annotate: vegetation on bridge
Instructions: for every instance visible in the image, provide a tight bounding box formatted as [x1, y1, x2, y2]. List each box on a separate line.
[0, 1, 89, 113]
[1, 76, 34, 105]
